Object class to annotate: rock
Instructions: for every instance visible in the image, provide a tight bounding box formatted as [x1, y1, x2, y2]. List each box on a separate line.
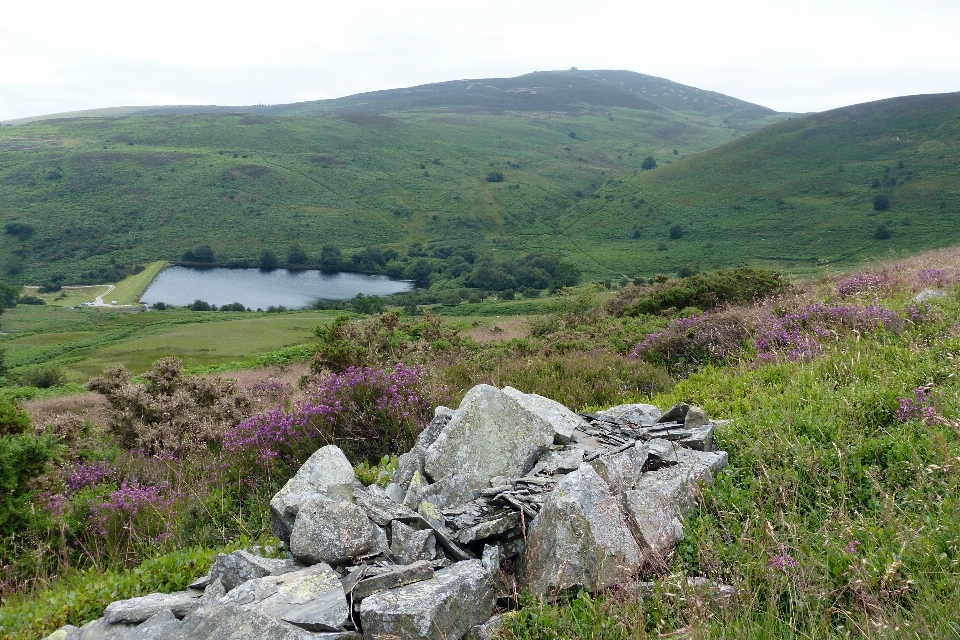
[199, 578, 227, 604]
[914, 288, 947, 303]
[596, 403, 663, 427]
[391, 520, 437, 564]
[73, 618, 135, 640]
[646, 438, 679, 470]
[587, 442, 648, 493]
[217, 562, 349, 632]
[465, 614, 505, 640]
[424, 385, 555, 505]
[657, 403, 690, 424]
[401, 470, 431, 509]
[270, 445, 362, 543]
[683, 406, 710, 427]
[522, 464, 642, 595]
[354, 487, 418, 526]
[384, 482, 406, 503]
[102, 591, 200, 624]
[352, 560, 435, 601]
[391, 413, 454, 490]
[186, 574, 210, 590]
[359, 560, 495, 640]
[502, 386, 587, 444]
[209, 550, 299, 592]
[531, 447, 585, 476]
[289, 497, 379, 565]
[42, 626, 78, 640]
[684, 576, 736, 609]
[120, 610, 181, 639]
[678, 423, 715, 451]
[622, 487, 685, 566]
[455, 512, 521, 544]
[177, 603, 321, 639]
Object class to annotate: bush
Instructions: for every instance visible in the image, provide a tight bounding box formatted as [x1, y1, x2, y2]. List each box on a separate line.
[188, 299, 212, 311]
[87, 357, 251, 457]
[486, 171, 504, 183]
[632, 312, 753, 375]
[0, 397, 30, 436]
[669, 224, 683, 240]
[3, 222, 34, 240]
[18, 295, 45, 305]
[21, 366, 67, 389]
[150, 301, 168, 310]
[219, 302, 247, 312]
[612, 268, 788, 317]
[874, 223, 892, 240]
[320, 244, 343, 272]
[350, 293, 386, 315]
[287, 244, 308, 266]
[641, 156, 658, 170]
[0, 433, 55, 537]
[259, 249, 278, 271]
[873, 193, 890, 211]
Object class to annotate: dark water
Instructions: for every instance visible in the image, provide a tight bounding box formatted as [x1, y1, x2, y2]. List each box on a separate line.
[140, 267, 413, 309]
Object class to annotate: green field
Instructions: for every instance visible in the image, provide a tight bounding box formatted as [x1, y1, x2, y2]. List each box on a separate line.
[0, 305, 337, 381]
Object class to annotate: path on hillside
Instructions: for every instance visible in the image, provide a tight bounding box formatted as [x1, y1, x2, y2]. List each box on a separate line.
[93, 284, 115, 307]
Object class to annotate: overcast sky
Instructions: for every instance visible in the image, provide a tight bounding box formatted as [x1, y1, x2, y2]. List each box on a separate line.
[1, 0, 958, 121]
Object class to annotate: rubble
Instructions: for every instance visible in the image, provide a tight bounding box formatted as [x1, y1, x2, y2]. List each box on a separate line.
[53, 386, 728, 640]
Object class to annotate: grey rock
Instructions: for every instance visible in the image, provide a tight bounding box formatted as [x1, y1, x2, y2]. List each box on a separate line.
[596, 403, 663, 427]
[622, 487, 685, 567]
[481, 544, 502, 574]
[465, 614, 505, 640]
[177, 603, 320, 639]
[683, 406, 710, 428]
[532, 447, 585, 475]
[352, 560, 435, 601]
[313, 634, 361, 640]
[289, 496, 379, 565]
[502, 386, 587, 444]
[915, 288, 947, 303]
[209, 550, 299, 592]
[42, 626, 79, 640]
[401, 470, 431, 509]
[186, 574, 210, 590]
[218, 562, 348, 632]
[391, 413, 454, 490]
[646, 438, 679, 469]
[384, 482, 406, 503]
[587, 442, 648, 493]
[74, 618, 135, 640]
[424, 384, 555, 504]
[359, 560, 495, 640]
[522, 464, 642, 596]
[199, 578, 227, 603]
[103, 591, 200, 624]
[678, 423, 715, 451]
[120, 609, 181, 639]
[657, 403, 690, 424]
[455, 512, 521, 544]
[392, 449, 426, 493]
[391, 520, 437, 564]
[270, 445, 361, 543]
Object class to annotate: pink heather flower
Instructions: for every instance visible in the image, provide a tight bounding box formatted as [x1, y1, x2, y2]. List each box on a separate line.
[770, 545, 799, 573]
[845, 540, 860, 555]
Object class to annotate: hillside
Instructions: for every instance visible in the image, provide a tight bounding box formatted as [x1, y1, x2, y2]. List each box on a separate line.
[551, 91, 960, 277]
[0, 70, 785, 286]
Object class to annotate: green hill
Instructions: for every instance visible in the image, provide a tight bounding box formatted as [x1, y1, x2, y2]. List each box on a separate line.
[551, 92, 960, 278]
[0, 70, 785, 286]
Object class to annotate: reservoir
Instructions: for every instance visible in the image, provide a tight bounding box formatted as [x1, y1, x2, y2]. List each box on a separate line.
[140, 266, 413, 309]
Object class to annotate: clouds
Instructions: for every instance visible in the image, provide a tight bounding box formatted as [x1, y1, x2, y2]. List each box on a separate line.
[1, 0, 958, 120]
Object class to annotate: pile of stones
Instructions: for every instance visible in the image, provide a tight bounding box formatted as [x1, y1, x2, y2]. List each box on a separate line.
[47, 384, 728, 640]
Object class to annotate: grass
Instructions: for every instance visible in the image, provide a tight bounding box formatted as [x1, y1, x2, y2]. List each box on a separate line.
[106, 261, 165, 304]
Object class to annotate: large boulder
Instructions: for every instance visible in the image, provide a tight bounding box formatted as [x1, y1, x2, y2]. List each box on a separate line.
[424, 385, 554, 505]
[102, 591, 200, 624]
[289, 496, 379, 565]
[216, 563, 349, 632]
[521, 464, 642, 595]
[209, 550, 299, 592]
[359, 560, 495, 640]
[586, 442, 648, 494]
[270, 446, 362, 543]
[176, 603, 324, 639]
[502, 386, 587, 444]
[391, 410, 454, 490]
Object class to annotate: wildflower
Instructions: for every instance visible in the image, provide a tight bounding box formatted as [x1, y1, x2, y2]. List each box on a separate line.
[770, 544, 799, 573]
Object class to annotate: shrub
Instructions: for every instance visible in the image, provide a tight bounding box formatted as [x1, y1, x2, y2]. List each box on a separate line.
[612, 268, 788, 317]
[349, 293, 386, 315]
[486, 171, 504, 183]
[873, 193, 890, 211]
[669, 224, 683, 240]
[188, 299, 212, 311]
[219, 302, 246, 312]
[641, 156, 658, 170]
[320, 244, 343, 272]
[21, 366, 67, 389]
[0, 434, 55, 538]
[874, 224, 892, 240]
[259, 249, 278, 271]
[224, 363, 431, 470]
[87, 357, 251, 457]
[287, 244, 308, 265]
[18, 295, 45, 305]
[0, 398, 30, 436]
[837, 271, 892, 297]
[631, 312, 753, 375]
[3, 222, 34, 240]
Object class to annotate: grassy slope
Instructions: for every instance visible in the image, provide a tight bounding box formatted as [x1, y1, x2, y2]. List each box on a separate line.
[574, 92, 960, 278]
[0, 71, 785, 285]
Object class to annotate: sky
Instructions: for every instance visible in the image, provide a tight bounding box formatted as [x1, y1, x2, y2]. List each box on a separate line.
[1, 0, 959, 121]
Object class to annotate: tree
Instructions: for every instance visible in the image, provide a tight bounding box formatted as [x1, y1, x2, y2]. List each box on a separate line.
[874, 224, 892, 240]
[669, 224, 683, 240]
[641, 156, 658, 171]
[260, 249, 279, 271]
[0, 279, 19, 312]
[320, 244, 343, 272]
[287, 244, 309, 266]
[486, 171, 504, 183]
[873, 193, 890, 211]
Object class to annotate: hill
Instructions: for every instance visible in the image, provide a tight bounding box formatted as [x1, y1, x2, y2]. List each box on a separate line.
[547, 92, 960, 278]
[0, 70, 786, 286]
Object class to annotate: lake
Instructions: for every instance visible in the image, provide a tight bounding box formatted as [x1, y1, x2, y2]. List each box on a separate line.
[140, 266, 413, 309]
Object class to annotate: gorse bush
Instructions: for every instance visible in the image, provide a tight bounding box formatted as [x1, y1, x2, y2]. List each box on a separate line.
[0, 399, 30, 437]
[87, 357, 251, 456]
[0, 434, 55, 539]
